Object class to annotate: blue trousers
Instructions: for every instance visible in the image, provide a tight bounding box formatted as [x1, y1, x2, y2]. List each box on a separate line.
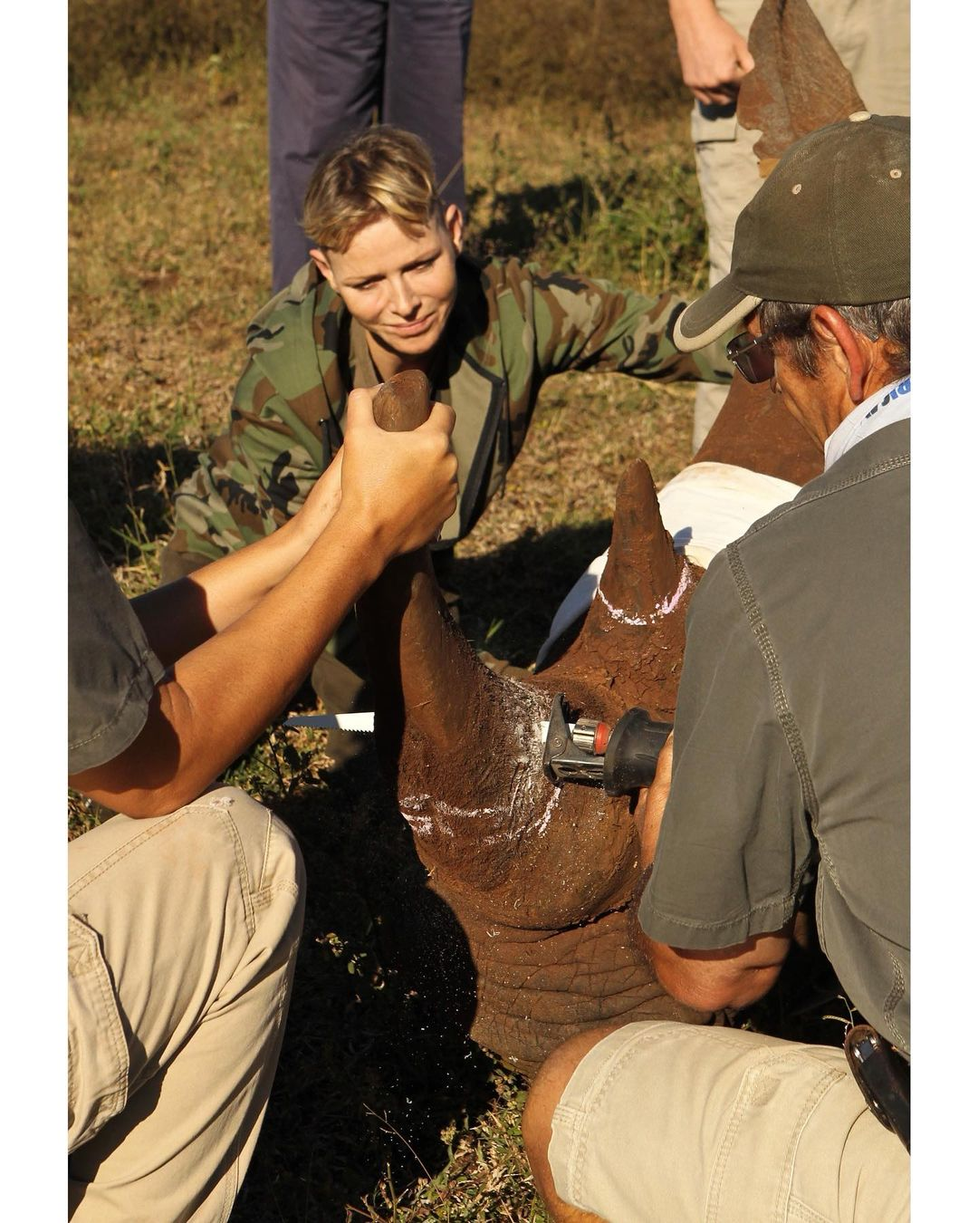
[268, 0, 473, 291]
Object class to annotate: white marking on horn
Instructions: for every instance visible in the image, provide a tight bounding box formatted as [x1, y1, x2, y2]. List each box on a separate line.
[535, 785, 562, 836]
[401, 685, 562, 844]
[595, 559, 693, 624]
[401, 811, 434, 835]
[402, 794, 507, 820]
[596, 585, 649, 625]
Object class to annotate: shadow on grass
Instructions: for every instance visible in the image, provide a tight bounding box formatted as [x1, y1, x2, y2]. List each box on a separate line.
[468, 177, 593, 262]
[235, 750, 501, 1222]
[68, 436, 200, 565]
[453, 520, 613, 668]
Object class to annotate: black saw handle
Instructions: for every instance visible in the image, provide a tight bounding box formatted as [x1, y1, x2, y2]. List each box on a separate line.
[603, 708, 673, 796]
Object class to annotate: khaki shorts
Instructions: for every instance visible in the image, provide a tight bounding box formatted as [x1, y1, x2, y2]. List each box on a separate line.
[549, 1021, 909, 1223]
[69, 787, 305, 1222]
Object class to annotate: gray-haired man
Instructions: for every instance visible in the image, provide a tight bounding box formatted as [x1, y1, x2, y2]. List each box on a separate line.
[522, 113, 910, 1223]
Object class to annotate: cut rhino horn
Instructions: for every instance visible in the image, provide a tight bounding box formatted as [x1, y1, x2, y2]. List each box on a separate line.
[357, 370, 503, 762]
[371, 368, 433, 431]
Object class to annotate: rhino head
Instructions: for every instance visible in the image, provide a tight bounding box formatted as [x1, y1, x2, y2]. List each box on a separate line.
[343, 1, 842, 1071]
[354, 372, 812, 1073]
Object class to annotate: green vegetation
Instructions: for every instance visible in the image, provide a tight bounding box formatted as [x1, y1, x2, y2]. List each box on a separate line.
[69, 7, 717, 1218]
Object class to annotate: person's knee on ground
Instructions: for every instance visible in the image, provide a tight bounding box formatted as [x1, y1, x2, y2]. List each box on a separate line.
[526, 1018, 909, 1223]
[68, 788, 306, 1221]
[522, 1024, 622, 1223]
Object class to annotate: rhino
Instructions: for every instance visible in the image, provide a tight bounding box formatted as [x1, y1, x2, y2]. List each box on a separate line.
[352, 370, 820, 1075]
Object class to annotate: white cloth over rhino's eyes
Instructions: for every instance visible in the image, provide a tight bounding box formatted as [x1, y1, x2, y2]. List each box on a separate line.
[535, 462, 802, 668]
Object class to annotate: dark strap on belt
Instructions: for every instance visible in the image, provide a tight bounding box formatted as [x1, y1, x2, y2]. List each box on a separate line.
[844, 1024, 910, 1153]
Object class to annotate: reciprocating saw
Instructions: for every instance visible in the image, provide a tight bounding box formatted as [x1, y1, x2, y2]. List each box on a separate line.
[541, 692, 672, 796]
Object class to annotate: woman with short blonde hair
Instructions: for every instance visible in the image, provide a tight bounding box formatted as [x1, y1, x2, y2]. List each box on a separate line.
[303, 126, 441, 253]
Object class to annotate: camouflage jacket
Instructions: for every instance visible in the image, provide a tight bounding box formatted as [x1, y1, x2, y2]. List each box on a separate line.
[168, 254, 730, 565]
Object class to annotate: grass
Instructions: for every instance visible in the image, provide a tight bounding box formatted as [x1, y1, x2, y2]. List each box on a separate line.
[68, 1, 685, 118]
[68, 18, 847, 1220]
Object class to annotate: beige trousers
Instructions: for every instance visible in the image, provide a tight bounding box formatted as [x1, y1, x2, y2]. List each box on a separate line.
[549, 1020, 909, 1223]
[68, 787, 305, 1222]
[691, 0, 912, 449]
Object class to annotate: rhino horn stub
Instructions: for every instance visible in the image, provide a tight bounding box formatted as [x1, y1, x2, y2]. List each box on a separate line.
[596, 459, 681, 618]
[394, 562, 502, 755]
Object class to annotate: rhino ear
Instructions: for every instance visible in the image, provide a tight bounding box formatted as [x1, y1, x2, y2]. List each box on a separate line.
[597, 459, 680, 617]
[738, 0, 866, 168]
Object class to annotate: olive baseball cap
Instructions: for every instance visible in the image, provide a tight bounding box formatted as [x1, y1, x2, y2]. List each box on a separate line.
[674, 113, 910, 352]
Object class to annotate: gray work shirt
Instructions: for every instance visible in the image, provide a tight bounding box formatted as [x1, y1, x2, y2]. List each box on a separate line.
[68, 503, 165, 775]
[638, 421, 910, 1055]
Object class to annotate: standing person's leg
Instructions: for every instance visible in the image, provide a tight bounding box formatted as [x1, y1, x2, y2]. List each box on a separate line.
[689, 0, 762, 452]
[807, 0, 910, 117]
[690, 122, 763, 452]
[383, 0, 473, 216]
[68, 787, 305, 1221]
[268, 0, 389, 291]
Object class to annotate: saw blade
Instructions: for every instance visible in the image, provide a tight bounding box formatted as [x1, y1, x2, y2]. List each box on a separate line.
[536, 719, 575, 743]
[284, 713, 558, 739]
[283, 712, 376, 733]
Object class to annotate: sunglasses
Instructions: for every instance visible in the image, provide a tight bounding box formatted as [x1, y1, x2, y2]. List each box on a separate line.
[726, 330, 777, 384]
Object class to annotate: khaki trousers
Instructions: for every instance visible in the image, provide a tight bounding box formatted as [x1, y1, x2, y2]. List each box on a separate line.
[549, 1021, 909, 1223]
[68, 787, 305, 1222]
[690, 0, 912, 450]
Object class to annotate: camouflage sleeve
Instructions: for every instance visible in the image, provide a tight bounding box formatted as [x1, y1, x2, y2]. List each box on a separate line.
[524, 266, 732, 385]
[168, 356, 326, 568]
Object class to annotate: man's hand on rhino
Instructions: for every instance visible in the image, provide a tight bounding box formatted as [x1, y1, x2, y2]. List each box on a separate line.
[338, 386, 459, 559]
[668, 0, 755, 106]
[634, 730, 675, 870]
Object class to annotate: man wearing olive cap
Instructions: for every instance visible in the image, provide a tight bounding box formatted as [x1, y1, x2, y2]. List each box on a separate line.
[521, 113, 910, 1223]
